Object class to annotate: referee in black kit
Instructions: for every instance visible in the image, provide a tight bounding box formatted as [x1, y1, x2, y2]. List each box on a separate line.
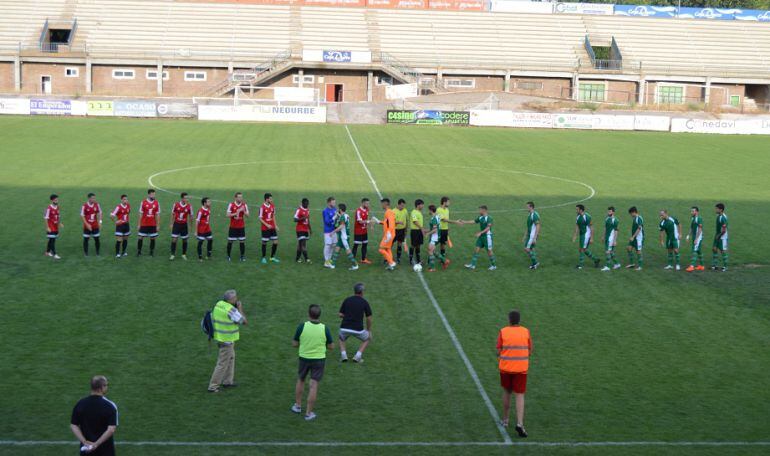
[70, 375, 118, 455]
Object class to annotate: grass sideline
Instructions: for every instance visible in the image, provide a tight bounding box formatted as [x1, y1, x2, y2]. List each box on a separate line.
[0, 116, 769, 455]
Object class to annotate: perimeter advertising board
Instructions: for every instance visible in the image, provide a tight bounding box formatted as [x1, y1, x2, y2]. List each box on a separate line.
[387, 110, 470, 125]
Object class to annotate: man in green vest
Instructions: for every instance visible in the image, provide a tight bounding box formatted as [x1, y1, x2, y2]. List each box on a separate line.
[207, 289, 247, 393]
[291, 304, 333, 421]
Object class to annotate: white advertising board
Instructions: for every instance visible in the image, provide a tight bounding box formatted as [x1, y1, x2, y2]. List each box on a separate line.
[198, 104, 327, 123]
[490, 1, 554, 14]
[0, 98, 30, 115]
[634, 115, 671, 131]
[274, 87, 316, 103]
[469, 110, 553, 128]
[554, 2, 614, 15]
[552, 114, 634, 130]
[671, 117, 770, 135]
[385, 83, 419, 100]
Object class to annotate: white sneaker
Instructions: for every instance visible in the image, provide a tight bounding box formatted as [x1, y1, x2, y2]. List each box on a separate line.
[601, 266, 611, 271]
[349, 265, 359, 271]
[44, 252, 53, 257]
[304, 412, 317, 421]
[352, 356, 363, 363]
[663, 265, 673, 270]
[53, 254, 61, 260]
[635, 267, 643, 271]
[323, 262, 334, 269]
[169, 255, 175, 261]
[290, 404, 302, 414]
[675, 265, 681, 271]
[182, 254, 188, 261]
[613, 263, 622, 270]
[328, 264, 336, 269]
[323, 260, 331, 267]
[122, 252, 128, 257]
[465, 264, 476, 270]
[388, 262, 397, 269]
[488, 265, 497, 271]
[116, 254, 121, 259]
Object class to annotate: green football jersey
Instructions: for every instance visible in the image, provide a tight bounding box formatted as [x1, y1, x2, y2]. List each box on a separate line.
[429, 214, 441, 233]
[605, 215, 619, 240]
[527, 211, 540, 235]
[716, 214, 728, 236]
[690, 215, 703, 238]
[631, 215, 644, 236]
[659, 216, 680, 240]
[576, 213, 592, 234]
[475, 214, 493, 233]
[336, 213, 350, 236]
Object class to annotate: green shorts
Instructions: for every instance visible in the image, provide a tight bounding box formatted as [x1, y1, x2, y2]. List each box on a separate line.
[336, 234, 350, 250]
[475, 233, 493, 250]
[578, 232, 591, 249]
[665, 238, 679, 250]
[628, 234, 644, 251]
[691, 234, 703, 252]
[713, 235, 728, 251]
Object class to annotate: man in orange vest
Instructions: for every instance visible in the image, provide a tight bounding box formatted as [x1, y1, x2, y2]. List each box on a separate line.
[377, 198, 397, 270]
[497, 309, 532, 437]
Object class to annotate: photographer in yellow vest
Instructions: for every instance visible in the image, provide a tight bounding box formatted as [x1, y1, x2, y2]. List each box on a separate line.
[496, 309, 532, 438]
[291, 304, 333, 421]
[207, 290, 247, 393]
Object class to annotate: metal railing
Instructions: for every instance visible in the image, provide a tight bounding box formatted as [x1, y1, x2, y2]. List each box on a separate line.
[38, 19, 49, 50]
[379, 52, 422, 84]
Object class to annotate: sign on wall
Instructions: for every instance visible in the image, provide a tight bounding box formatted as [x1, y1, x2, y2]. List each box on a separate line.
[469, 110, 553, 128]
[385, 83, 419, 100]
[0, 98, 31, 115]
[30, 99, 71, 115]
[554, 2, 614, 15]
[198, 104, 327, 123]
[114, 100, 157, 117]
[386, 110, 470, 125]
[303, 49, 372, 63]
[156, 102, 197, 118]
[87, 100, 114, 116]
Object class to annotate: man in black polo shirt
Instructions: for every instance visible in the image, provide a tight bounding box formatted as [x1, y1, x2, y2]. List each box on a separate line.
[70, 375, 118, 456]
[338, 282, 373, 363]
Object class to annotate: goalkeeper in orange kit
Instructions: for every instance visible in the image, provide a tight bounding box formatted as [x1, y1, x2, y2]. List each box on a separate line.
[373, 198, 397, 270]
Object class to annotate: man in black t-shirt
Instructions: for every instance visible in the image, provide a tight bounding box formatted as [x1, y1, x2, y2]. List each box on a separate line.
[338, 282, 373, 363]
[70, 375, 118, 456]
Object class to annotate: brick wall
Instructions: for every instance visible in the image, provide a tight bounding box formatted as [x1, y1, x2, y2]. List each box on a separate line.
[0, 62, 14, 93]
[21, 63, 86, 95]
[509, 77, 571, 98]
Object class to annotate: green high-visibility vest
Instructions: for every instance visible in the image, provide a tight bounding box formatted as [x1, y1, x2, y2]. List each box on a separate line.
[212, 300, 239, 343]
[298, 321, 327, 360]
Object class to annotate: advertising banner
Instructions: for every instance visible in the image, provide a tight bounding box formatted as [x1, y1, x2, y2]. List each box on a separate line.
[156, 102, 197, 118]
[323, 50, 352, 63]
[469, 110, 553, 128]
[0, 98, 30, 115]
[552, 114, 634, 130]
[671, 117, 770, 135]
[303, 0, 366, 6]
[71, 101, 88, 116]
[733, 9, 770, 21]
[198, 104, 327, 123]
[614, 5, 677, 18]
[274, 87, 316, 103]
[114, 100, 157, 117]
[427, 0, 486, 11]
[554, 2, 614, 15]
[490, 1, 554, 14]
[633, 115, 670, 132]
[87, 100, 114, 116]
[385, 83, 419, 100]
[30, 99, 72, 115]
[386, 110, 470, 125]
[676, 7, 740, 20]
[366, 0, 426, 8]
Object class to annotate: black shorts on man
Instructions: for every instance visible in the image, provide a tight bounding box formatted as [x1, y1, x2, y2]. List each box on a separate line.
[115, 224, 131, 237]
[261, 229, 278, 241]
[196, 231, 213, 241]
[296, 231, 310, 240]
[83, 228, 101, 238]
[410, 229, 424, 247]
[138, 226, 159, 238]
[354, 233, 368, 244]
[47, 231, 59, 239]
[298, 358, 325, 382]
[228, 227, 246, 241]
[395, 228, 407, 243]
[171, 223, 189, 239]
[439, 229, 449, 244]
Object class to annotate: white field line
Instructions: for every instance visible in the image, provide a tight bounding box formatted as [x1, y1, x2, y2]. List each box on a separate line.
[2, 440, 769, 448]
[344, 125, 511, 444]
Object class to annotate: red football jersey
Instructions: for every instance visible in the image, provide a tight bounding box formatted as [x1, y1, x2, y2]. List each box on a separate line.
[111, 203, 131, 225]
[44, 204, 60, 232]
[354, 206, 369, 235]
[228, 202, 248, 229]
[259, 203, 276, 231]
[172, 201, 193, 224]
[81, 202, 101, 229]
[140, 199, 160, 227]
[197, 207, 211, 234]
[294, 206, 310, 232]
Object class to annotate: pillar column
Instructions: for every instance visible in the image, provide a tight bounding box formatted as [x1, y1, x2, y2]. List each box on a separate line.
[367, 70, 373, 102]
[572, 72, 580, 100]
[637, 78, 645, 105]
[504, 70, 511, 92]
[85, 57, 92, 93]
[156, 61, 163, 95]
[14, 55, 21, 92]
[704, 76, 712, 105]
[298, 69, 304, 88]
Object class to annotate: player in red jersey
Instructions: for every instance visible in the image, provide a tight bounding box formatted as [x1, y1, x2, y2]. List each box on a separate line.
[169, 192, 193, 261]
[259, 192, 280, 264]
[110, 194, 131, 258]
[294, 198, 311, 263]
[81, 192, 102, 256]
[137, 188, 161, 256]
[226, 192, 249, 261]
[44, 194, 63, 259]
[196, 197, 213, 261]
[353, 198, 372, 264]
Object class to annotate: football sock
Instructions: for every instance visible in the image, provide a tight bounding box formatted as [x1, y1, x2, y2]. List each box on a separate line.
[606, 252, 613, 266]
[331, 249, 339, 265]
[667, 252, 673, 266]
[83, 238, 89, 255]
[627, 249, 635, 265]
[239, 242, 245, 257]
[397, 246, 403, 261]
[94, 238, 100, 255]
[271, 243, 277, 258]
[48, 238, 56, 254]
[302, 249, 308, 261]
[137, 238, 143, 254]
[149, 239, 155, 254]
[637, 253, 643, 268]
[712, 252, 719, 267]
[351, 244, 359, 258]
[115, 241, 121, 256]
[415, 246, 421, 264]
[261, 243, 267, 258]
[585, 250, 595, 259]
[612, 252, 619, 265]
[408, 247, 414, 263]
[182, 239, 188, 255]
[578, 251, 584, 266]
[697, 251, 703, 265]
[121, 239, 127, 254]
[490, 254, 496, 266]
[355, 351, 362, 359]
[198, 240, 204, 258]
[296, 245, 302, 261]
[529, 250, 538, 265]
[207, 240, 213, 257]
[428, 253, 435, 268]
[361, 243, 368, 260]
[470, 253, 479, 266]
[227, 241, 233, 257]
[171, 241, 177, 255]
[347, 252, 357, 265]
[438, 253, 446, 264]
[674, 252, 680, 266]
[440, 246, 446, 256]
[691, 251, 697, 266]
[341, 350, 347, 358]
[722, 252, 728, 267]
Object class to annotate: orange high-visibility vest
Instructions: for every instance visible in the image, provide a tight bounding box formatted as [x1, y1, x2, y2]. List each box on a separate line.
[498, 326, 530, 373]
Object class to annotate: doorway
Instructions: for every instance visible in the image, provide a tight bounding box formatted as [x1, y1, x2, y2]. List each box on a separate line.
[41, 75, 52, 94]
[325, 83, 343, 102]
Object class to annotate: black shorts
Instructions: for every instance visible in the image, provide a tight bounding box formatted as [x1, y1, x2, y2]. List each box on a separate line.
[261, 228, 278, 241]
[47, 231, 59, 239]
[439, 229, 449, 244]
[298, 358, 325, 382]
[196, 231, 213, 240]
[296, 231, 310, 240]
[138, 225, 159, 238]
[115, 224, 131, 237]
[395, 228, 407, 243]
[228, 227, 246, 241]
[171, 223, 189, 239]
[354, 233, 368, 244]
[83, 228, 101, 238]
[410, 229, 424, 247]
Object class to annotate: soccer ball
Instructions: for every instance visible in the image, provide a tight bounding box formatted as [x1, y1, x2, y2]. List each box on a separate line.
[413, 263, 423, 273]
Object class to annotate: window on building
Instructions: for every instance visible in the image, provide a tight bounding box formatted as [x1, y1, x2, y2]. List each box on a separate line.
[64, 67, 79, 77]
[730, 95, 741, 107]
[184, 71, 207, 82]
[444, 79, 475, 89]
[112, 69, 135, 80]
[376, 75, 394, 86]
[579, 83, 606, 102]
[657, 85, 684, 104]
[516, 81, 543, 90]
[292, 74, 315, 84]
[146, 70, 169, 81]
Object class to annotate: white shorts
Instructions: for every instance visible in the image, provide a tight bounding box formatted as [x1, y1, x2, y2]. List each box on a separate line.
[607, 230, 617, 249]
[324, 232, 336, 246]
[339, 328, 370, 341]
[429, 232, 439, 245]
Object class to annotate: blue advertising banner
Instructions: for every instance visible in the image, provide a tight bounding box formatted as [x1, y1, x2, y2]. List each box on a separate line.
[30, 99, 71, 115]
[323, 50, 352, 63]
[735, 9, 770, 21]
[614, 5, 676, 17]
[677, 7, 740, 20]
[114, 100, 157, 117]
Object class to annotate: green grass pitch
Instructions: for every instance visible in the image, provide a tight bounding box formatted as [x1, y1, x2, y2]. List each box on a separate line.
[0, 116, 769, 456]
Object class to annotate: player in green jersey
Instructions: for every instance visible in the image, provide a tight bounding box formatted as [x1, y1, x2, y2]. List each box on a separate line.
[329, 204, 359, 271]
[459, 205, 497, 271]
[572, 204, 600, 269]
[523, 202, 540, 270]
[426, 205, 449, 272]
[601, 206, 621, 271]
[658, 209, 681, 270]
[685, 206, 705, 272]
[711, 203, 729, 271]
[626, 206, 644, 270]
